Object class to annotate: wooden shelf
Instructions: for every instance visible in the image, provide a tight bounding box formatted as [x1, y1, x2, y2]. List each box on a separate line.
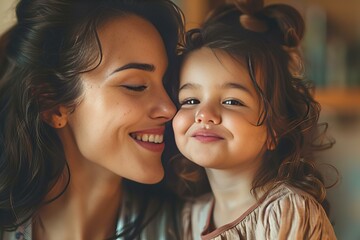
[315, 88, 360, 113]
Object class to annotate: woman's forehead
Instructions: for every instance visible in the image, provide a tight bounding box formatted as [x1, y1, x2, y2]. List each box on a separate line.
[82, 14, 168, 81]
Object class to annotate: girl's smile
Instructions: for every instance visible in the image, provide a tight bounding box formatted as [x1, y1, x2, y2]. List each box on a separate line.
[191, 129, 225, 143]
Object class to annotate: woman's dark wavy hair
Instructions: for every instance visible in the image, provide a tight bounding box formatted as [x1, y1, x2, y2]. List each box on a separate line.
[168, 0, 336, 214]
[0, 0, 184, 236]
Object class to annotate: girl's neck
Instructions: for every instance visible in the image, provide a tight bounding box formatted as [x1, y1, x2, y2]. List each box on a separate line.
[205, 166, 264, 228]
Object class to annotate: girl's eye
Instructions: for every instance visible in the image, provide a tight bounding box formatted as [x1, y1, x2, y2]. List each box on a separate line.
[180, 98, 200, 105]
[222, 99, 244, 106]
[121, 85, 147, 92]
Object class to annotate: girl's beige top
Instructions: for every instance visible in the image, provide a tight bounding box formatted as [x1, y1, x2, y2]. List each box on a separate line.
[182, 184, 337, 240]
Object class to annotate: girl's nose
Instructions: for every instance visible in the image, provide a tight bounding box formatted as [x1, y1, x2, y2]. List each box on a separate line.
[195, 106, 221, 125]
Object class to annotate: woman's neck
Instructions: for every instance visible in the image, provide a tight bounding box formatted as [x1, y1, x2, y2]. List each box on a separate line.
[33, 129, 123, 240]
[33, 165, 122, 240]
[205, 165, 263, 228]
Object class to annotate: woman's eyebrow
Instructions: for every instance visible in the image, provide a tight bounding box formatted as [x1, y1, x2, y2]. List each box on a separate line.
[109, 62, 155, 76]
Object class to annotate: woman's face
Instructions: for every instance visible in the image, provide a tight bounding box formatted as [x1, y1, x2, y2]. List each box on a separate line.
[173, 48, 268, 172]
[62, 15, 176, 183]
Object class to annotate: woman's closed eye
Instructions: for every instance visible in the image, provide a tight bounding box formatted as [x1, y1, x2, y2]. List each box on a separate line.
[121, 85, 148, 92]
[180, 98, 200, 106]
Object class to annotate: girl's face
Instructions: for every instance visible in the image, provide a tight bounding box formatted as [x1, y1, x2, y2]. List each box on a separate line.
[62, 15, 176, 183]
[173, 47, 268, 172]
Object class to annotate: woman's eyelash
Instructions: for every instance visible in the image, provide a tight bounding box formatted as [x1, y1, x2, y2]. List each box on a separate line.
[121, 85, 147, 92]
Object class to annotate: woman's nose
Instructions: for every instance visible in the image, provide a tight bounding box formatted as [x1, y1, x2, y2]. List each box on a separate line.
[150, 88, 176, 121]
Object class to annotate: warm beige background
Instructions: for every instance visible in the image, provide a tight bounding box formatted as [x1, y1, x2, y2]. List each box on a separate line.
[0, 0, 17, 34]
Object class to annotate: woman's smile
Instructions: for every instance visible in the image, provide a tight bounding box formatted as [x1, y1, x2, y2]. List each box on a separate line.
[130, 127, 165, 152]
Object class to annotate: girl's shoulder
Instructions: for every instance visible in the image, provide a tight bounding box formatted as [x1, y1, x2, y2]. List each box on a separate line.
[256, 183, 337, 239]
[182, 185, 337, 240]
[259, 183, 328, 223]
[260, 183, 324, 211]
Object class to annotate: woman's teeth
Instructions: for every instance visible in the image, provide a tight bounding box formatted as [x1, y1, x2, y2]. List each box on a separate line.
[131, 133, 163, 143]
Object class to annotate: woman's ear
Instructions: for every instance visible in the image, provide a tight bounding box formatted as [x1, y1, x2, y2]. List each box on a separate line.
[41, 106, 69, 128]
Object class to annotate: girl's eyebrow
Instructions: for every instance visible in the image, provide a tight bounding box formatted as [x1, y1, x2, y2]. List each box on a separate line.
[179, 83, 200, 91]
[222, 82, 253, 96]
[179, 82, 253, 96]
[109, 62, 155, 76]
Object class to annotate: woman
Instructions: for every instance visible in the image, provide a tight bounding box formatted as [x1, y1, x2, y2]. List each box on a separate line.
[0, 0, 184, 239]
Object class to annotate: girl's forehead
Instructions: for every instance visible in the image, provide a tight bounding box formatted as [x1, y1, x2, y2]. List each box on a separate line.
[180, 48, 257, 92]
[181, 48, 250, 81]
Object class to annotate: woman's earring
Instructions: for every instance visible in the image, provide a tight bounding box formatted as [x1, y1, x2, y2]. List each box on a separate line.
[54, 120, 66, 128]
[41, 106, 68, 129]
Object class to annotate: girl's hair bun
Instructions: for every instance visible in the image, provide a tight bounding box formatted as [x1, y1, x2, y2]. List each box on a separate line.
[263, 4, 305, 47]
[234, 0, 268, 32]
[231, 0, 304, 47]
[233, 0, 264, 15]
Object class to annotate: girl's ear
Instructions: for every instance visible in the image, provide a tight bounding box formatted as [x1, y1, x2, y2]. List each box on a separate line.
[266, 130, 277, 151]
[266, 138, 276, 151]
[283, 46, 304, 78]
[41, 106, 69, 128]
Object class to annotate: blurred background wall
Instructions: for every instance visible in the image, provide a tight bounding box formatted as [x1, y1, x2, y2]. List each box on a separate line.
[1, 0, 359, 239]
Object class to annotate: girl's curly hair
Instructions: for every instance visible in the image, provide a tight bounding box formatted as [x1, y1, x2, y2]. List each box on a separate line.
[167, 0, 336, 215]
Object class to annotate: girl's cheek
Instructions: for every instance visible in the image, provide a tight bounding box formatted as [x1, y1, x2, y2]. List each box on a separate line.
[173, 111, 190, 133]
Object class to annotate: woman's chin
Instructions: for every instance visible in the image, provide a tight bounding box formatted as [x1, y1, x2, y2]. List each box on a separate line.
[132, 168, 165, 184]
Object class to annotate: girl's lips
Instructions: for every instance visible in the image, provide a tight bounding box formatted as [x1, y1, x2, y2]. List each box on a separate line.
[191, 130, 224, 143]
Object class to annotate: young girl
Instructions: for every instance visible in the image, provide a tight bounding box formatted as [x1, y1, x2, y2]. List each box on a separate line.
[170, 0, 337, 239]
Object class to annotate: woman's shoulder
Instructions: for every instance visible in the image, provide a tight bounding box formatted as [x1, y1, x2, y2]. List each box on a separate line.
[1, 221, 32, 240]
[121, 187, 184, 240]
